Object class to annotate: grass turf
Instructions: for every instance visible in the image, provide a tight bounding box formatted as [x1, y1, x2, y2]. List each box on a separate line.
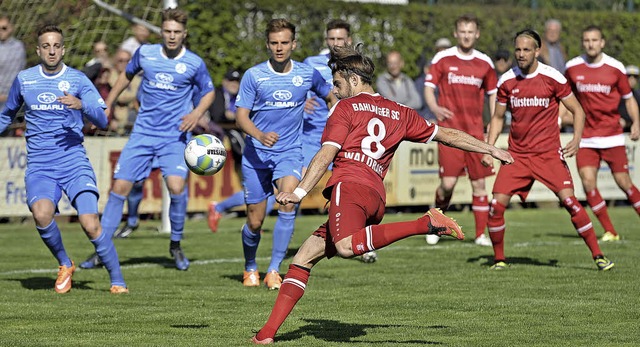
[0, 207, 638, 346]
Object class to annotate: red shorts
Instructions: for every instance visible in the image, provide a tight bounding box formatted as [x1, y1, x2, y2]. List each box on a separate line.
[438, 142, 495, 180]
[312, 182, 385, 259]
[492, 149, 574, 201]
[576, 146, 629, 173]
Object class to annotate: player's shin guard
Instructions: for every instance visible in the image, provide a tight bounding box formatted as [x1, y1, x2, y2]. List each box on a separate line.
[472, 195, 490, 238]
[242, 224, 261, 271]
[625, 185, 640, 215]
[37, 220, 72, 267]
[586, 189, 616, 235]
[487, 200, 507, 262]
[562, 196, 602, 258]
[269, 210, 296, 273]
[101, 192, 127, 239]
[350, 218, 428, 256]
[127, 181, 144, 227]
[256, 264, 310, 341]
[91, 230, 126, 286]
[169, 191, 188, 242]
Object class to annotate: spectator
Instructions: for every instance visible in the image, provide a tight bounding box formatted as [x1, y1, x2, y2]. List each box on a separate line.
[564, 25, 640, 242]
[483, 28, 614, 271]
[414, 38, 451, 121]
[491, 49, 514, 131]
[0, 16, 27, 136]
[376, 50, 421, 110]
[0, 24, 127, 294]
[82, 40, 112, 81]
[538, 19, 567, 73]
[120, 23, 151, 55]
[619, 65, 640, 132]
[424, 14, 497, 247]
[109, 49, 140, 136]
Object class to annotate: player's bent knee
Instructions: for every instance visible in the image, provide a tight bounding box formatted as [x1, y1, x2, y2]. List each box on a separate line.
[334, 242, 355, 259]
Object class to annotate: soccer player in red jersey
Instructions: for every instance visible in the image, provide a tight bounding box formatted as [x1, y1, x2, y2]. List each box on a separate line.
[425, 14, 498, 246]
[250, 44, 514, 345]
[482, 29, 615, 271]
[564, 25, 640, 242]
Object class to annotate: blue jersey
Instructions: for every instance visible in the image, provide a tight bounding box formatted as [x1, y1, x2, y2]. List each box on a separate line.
[0, 64, 107, 167]
[236, 60, 332, 152]
[302, 53, 332, 134]
[127, 44, 214, 138]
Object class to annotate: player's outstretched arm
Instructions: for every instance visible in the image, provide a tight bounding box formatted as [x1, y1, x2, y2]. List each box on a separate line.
[436, 126, 513, 165]
[276, 144, 339, 205]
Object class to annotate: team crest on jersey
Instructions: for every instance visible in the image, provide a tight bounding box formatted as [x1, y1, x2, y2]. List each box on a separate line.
[292, 75, 303, 87]
[58, 81, 70, 92]
[175, 63, 187, 74]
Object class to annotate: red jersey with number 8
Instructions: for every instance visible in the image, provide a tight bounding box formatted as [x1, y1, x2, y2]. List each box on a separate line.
[321, 92, 438, 202]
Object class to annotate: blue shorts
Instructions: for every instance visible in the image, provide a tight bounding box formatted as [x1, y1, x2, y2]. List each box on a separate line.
[114, 133, 189, 182]
[241, 145, 302, 204]
[25, 158, 99, 213]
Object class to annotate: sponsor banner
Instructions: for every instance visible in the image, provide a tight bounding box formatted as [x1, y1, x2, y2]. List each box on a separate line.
[1, 134, 638, 216]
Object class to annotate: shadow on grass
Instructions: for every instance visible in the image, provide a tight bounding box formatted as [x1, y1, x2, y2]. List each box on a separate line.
[7, 277, 93, 291]
[119, 256, 191, 269]
[467, 255, 559, 268]
[276, 318, 444, 344]
[170, 324, 210, 329]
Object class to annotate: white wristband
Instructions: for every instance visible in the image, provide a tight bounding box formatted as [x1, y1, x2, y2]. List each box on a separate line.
[293, 187, 308, 200]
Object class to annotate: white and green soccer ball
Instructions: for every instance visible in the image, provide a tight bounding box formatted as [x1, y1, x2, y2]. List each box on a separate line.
[184, 134, 227, 176]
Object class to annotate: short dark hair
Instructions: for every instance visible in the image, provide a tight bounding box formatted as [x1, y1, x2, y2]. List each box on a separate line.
[326, 19, 350, 35]
[582, 24, 604, 39]
[329, 43, 375, 85]
[162, 8, 188, 26]
[266, 18, 296, 40]
[455, 13, 479, 29]
[514, 29, 542, 49]
[37, 24, 63, 41]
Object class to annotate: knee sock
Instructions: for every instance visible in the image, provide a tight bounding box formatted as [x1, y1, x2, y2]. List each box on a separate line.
[625, 185, 640, 215]
[268, 210, 296, 273]
[256, 264, 310, 341]
[101, 192, 127, 239]
[91, 230, 126, 287]
[586, 189, 616, 235]
[562, 196, 602, 258]
[472, 195, 490, 239]
[216, 191, 245, 212]
[350, 215, 430, 256]
[242, 224, 261, 271]
[435, 189, 451, 211]
[487, 200, 507, 262]
[127, 181, 144, 227]
[169, 191, 188, 242]
[37, 221, 72, 267]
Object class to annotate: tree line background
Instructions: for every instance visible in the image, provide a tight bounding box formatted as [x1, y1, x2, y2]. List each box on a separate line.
[2, 0, 640, 84]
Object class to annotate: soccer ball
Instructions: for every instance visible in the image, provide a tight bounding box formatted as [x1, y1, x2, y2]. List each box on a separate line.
[184, 134, 227, 176]
[361, 251, 378, 263]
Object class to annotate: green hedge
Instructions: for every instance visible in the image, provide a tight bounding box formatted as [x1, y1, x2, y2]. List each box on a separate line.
[2, 0, 640, 84]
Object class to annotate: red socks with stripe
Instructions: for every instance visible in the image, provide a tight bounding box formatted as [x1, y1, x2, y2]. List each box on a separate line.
[256, 264, 310, 341]
[472, 195, 489, 238]
[562, 196, 602, 258]
[625, 185, 640, 215]
[350, 216, 429, 256]
[487, 200, 507, 262]
[586, 189, 616, 235]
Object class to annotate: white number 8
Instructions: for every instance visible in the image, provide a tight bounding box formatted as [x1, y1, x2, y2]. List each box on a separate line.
[361, 118, 386, 159]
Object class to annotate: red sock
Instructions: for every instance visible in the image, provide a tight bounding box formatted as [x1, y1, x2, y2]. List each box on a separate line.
[586, 189, 616, 235]
[435, 189, 451, 211]
[351, 217, 429, 256]
[487, 200, 506, 262]
[472, 195, 489, 238]
[562, 196, 602, 258]
[256, 264, 310, 341]
[625, 185, 640, 215]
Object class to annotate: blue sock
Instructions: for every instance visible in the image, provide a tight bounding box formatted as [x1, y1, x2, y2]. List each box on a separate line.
[242, 224, 261, 271]
[127, 182, 143, 226]
[101, 192, 126, 239]
[169, 190, 187, 242]
[37, 221, 72, 267]
[91, 230, 126, 287]
[266, 194, 277, 214]
[217, 191, 245, 213]
[268, 210, 296, 273]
